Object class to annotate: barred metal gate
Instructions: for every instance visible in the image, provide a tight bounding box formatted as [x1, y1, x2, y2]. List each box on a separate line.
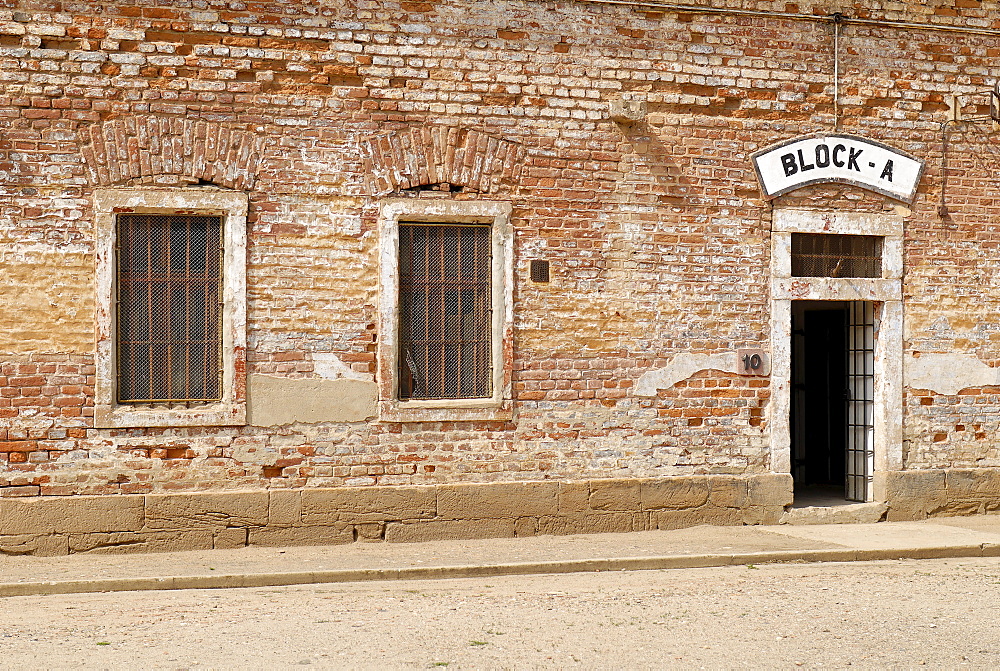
[845, 301, 875, 502]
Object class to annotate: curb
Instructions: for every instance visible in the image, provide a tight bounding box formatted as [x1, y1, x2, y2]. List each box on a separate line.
[2, 542, 998, 598]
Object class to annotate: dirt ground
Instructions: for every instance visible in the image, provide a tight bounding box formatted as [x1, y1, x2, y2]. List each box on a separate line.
[2, 557, 999, 669]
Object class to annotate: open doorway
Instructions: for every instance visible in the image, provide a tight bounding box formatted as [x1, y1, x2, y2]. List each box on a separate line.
[791, 300, 875, 505]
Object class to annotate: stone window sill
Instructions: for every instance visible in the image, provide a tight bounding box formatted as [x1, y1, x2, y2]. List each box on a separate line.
[378, 399, 513, 423]
[95, 403, 246, 429]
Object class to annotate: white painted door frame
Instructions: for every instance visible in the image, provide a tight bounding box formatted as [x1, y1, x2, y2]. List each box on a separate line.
[769, 209, 904, 502]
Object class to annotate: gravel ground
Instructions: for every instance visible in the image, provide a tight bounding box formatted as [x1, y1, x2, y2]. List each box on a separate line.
[2, 557, 1000, 669]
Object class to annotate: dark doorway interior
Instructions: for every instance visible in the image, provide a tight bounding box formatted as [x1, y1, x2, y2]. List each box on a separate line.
[791, 300, 876, 505]
[791, 302, 847, 504]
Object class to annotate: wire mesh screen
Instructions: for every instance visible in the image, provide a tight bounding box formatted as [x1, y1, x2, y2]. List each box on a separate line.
[791, 233, 882, 278]
[117, 214, 223, 403]
[530, 259, 550, 283]
[398, 223, 492, 400]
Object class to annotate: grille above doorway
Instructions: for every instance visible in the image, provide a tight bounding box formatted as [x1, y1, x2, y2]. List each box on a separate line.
[791, 233, 882, 278]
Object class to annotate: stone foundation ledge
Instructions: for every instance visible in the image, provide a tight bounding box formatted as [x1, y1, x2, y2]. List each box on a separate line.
[880, 468, 1000, 521]
[0, 474, 793, 557]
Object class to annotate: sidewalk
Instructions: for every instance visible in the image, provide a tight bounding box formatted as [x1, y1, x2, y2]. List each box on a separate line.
[2, 515, 999, 597]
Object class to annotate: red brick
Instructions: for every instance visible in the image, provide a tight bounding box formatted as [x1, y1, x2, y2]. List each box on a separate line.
[0, 441, 38, 453]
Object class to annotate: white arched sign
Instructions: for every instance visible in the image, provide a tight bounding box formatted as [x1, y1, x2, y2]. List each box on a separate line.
[751, 133, 924, 203]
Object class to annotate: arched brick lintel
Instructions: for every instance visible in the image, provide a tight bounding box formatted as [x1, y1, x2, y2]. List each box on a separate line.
[81, 117, 265, 191]
[360, 126, 526, 195]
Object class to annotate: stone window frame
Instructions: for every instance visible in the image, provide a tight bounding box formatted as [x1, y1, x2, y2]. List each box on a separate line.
[377, 199, 514, 423]
[769, 208, 904, 502]
[93, 188, 247, 429]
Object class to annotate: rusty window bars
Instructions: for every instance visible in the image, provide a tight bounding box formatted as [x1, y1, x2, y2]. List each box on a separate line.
[398, 222, 492, 400]
[116, 214, 223, 404]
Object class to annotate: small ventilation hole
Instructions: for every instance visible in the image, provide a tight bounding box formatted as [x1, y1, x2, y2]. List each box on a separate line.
[530, 259, 550, 283]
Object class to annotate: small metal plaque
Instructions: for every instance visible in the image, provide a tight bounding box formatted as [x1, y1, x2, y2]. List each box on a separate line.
[737, 349, 769, 376]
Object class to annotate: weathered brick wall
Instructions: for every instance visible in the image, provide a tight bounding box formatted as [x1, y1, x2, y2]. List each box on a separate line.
[1, 0, 1000, 509]
[900, 131, 1000, 471]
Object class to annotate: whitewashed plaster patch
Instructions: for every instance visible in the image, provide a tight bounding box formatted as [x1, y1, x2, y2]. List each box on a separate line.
[634, 353, 735, 397]
[248, 375, 377, 426]
[905, 353, 1000, 395]
[313, 352, 374, 382]
[231, 441, 280, 466]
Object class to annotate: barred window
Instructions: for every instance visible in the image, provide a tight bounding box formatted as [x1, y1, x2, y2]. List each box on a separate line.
[398, 222, 492, 400]
[791, 233, 882, 278]
[116, 214, 223, 403]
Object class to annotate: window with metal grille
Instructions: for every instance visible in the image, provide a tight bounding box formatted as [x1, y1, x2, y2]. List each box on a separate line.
[398, 222, 492, 400]
[116, 214, 223, 403]
[791, 233, 882, 278]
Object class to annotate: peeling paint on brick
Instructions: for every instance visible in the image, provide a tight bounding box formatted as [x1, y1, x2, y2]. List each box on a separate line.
[906, 353, 1000, 396]
[634, 353, 735, 397]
